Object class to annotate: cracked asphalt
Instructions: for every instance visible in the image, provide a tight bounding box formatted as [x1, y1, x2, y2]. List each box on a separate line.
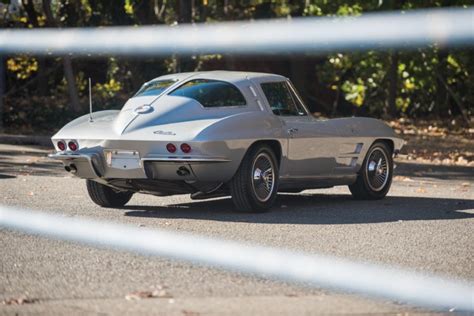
[0, 144, 473, 315]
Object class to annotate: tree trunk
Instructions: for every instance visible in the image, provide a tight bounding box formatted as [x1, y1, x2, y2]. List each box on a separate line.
[288, 5, 307, 113]
[435, 50, 448, 116]
[43, 0, 81, 113]
[42, 0, 56, 25]
[289, 58, 307, 105]
[0, 56, 5, 133]
[23, 0, 49, 97]
[22, 0, 39, 27]
[222, 0, 235, 70]
[176, 0, 194, 72]
[386, 51, 398, 118]
[63, 57, 81, 112]
[437, 73, 470, 127]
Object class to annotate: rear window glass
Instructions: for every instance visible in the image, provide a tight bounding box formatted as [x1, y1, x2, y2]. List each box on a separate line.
[135, 79, 176, 97]
[169, 79, 246, 107]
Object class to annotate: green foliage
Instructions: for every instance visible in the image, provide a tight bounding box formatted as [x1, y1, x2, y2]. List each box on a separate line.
[1, 0, 472, 134]
[6, 56, 38, 80]
[4, 96, 78, 134]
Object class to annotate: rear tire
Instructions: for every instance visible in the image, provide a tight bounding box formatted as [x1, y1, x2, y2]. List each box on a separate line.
[230, 145, 279, 212]
[349, 141, 393, 200]
[86, 180, 133, 208]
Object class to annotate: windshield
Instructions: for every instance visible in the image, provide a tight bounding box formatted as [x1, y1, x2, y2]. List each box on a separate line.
[134, 79, 176, 97]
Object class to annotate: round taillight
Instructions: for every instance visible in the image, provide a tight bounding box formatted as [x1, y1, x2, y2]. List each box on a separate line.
[166, 143, 177, 153]
[180, 143, 191, 153]
[68, 141, 78, 151]
[57, 140, 66, 151]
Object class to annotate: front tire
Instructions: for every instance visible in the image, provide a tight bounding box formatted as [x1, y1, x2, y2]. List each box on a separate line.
[349, 141, 393, 200]
[230, 145, 279, 212]
[86, 180, 133, 208]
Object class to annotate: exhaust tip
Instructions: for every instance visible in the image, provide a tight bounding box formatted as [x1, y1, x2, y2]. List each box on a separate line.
[176, 166, 190, 177]
[65, 164, 77, 174]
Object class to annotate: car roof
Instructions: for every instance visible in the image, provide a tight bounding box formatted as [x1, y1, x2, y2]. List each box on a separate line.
[150, 70, 287, 84]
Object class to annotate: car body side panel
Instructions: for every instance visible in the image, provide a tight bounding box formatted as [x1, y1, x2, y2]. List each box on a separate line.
[247, 76, 403, 182]
[280, 116, 344, 178]
[281, 116, 403, 179]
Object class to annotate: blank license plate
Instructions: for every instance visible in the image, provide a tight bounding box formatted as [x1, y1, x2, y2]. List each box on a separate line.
[105, 150, 141, 170]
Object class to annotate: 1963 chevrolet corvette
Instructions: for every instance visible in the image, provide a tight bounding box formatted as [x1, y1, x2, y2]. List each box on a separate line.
[50, 71, 404, 212]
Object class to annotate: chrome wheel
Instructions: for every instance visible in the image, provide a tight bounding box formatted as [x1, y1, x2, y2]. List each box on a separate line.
[366, 147, 389, 192]
[230, 145, 279, 212]
[251, 152, 275, 202]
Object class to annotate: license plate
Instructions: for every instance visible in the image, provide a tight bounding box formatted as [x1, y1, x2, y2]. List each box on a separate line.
[104, 150, 141, 170]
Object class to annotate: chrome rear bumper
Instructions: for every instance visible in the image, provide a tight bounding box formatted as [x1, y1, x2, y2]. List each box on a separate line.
[48, 152, 233, 181]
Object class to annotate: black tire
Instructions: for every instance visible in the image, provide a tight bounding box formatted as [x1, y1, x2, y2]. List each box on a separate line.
[86, 180, 133, 208]
[349, 141, 393, 200]
[230, 145, 279, 212]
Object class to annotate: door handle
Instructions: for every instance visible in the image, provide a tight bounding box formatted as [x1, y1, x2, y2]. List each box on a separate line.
[287, 128, 299, 134]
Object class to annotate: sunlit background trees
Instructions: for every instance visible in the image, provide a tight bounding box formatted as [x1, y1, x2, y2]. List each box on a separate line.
[0, 0, 472, 133]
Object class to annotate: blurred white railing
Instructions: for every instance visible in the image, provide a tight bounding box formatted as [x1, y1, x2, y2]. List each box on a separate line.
[0, 8, 472, 56]
[0, 205, 472, 311]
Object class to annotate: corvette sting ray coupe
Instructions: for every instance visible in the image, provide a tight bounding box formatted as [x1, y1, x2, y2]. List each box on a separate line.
[50, 71, 404, 212]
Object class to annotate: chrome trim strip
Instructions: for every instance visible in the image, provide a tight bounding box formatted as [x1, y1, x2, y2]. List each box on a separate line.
[280, 174, 357, 180]
[48, 153, 92, 161]
[142, 156, 231, 163]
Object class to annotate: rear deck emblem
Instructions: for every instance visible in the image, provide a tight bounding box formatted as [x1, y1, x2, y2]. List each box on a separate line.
[153, 130, 176, 136]
[134, 104, 153, 114]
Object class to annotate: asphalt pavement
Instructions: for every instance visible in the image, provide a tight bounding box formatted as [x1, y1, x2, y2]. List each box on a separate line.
[0, 144, 473, 315]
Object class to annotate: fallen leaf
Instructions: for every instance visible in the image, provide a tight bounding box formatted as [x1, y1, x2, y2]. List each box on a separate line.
[402, 177, 415, 182]
[457, 156, 468, 165]
[2, 296, 38, 305]
[155, 290, 173, 298]
[416, 188, 427, 194]
[125, 289, 172, 300]
[182, 310, 200, 316]
[125, 291, 153, 300]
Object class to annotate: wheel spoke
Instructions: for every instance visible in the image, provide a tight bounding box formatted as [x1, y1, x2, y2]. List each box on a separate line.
[251, 153, 275, 202]
[366, 147, 390, 192]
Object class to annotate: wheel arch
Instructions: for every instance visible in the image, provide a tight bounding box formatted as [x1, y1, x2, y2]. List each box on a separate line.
[229, 139, 281, 212]
[247, 139, 283, 168]
[373, 138, 394, 155]
[350, 138, 394, 200]
[354, 139, 394, 176]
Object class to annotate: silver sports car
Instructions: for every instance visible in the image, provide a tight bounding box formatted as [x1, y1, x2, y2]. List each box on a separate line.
[50, 71, 404, 212]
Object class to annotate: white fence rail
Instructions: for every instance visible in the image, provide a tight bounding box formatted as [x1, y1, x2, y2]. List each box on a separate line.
[0, 205, 472, 311]
[0, 8, 473, 56]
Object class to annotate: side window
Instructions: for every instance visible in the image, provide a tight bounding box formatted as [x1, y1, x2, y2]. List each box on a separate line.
[169, 79, 246, 107]
[286, 81, 308, 115]
[260, 81, 307, 116]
